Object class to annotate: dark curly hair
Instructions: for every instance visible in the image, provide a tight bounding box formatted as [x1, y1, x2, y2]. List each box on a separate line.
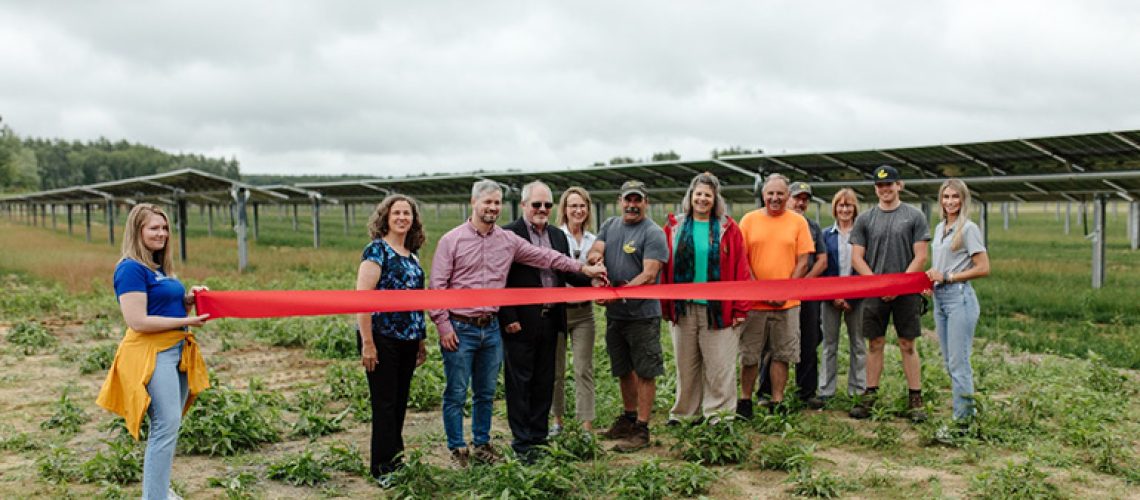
[366, 194, 426, 252]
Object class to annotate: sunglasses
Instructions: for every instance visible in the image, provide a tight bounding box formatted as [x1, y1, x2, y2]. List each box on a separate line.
[530, 202, 554, 209]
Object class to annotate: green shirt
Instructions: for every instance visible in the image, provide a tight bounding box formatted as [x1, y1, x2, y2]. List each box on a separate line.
[673, 219, 711, 305]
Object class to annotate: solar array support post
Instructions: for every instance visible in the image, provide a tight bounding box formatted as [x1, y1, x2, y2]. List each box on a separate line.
[312, 196, 322, 248]
[233, 188, 250, 272]
[1002, 202, 1010, 231]
[979, 201, 989, 248]
[1092, 195, 1106, 289]
[1126, 200, 1135, 252]
[50, 204, 56, 230]
[1014, 202, 1019, 220]
[207, 204, 214, 237]
[66, 204, 73, 236]
[1055, 202, 1060, 221]
[435, 203, 441, 219]
[1065, 202, 1071, 235]
[594, 201, 603, 231]
[84, 204, 92, 242]
[1077, 201, 1085, 228]
[815, 202, 822, 224]
[106, 200, 115, 245]
[252, 203, 260, 241]
[343, 203, 350, 236]
[462, 203, 469, 221]
[292, 204, 299, 232]
[177, 196, 188, 263]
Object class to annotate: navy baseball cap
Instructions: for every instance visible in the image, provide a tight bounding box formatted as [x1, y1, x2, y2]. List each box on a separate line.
[872, 165, 901, 183]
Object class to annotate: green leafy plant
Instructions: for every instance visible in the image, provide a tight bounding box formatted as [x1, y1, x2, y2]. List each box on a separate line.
[612, 459, 717, 500]
[667, 418, 750, 465]
[291, 408, 347, 439]
[322, 441, 367, 476]
[754, 440, 817, 472]
[83, 315, 115, 340]
[869, 423, 902, 449]
[178, 384, 282, 456]
[267, 450, 330, 486]
[387, 449, 441, 498]
[969, 460, 1063, 500]
[36, 444, 80, 483]
[80, 342, 119, 374]
[8, 320, 57, 354]
[80, 438, 143, 484]
[788, 467, 855, 498]
[542, 420, 604, 462]
[207, 470, 261, 499]
[307, 321, 357, 359]
[41, 389, 89, 434]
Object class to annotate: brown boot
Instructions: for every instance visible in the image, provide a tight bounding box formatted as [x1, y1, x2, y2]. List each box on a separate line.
[908, 392, 928, 423]
[471, 443, 503, 464]
[613, 422, 650, 452]
[602, 414, 636, 440]
[449, 447, 470, 468]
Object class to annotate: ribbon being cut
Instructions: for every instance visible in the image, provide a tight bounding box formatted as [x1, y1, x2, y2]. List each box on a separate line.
[196, 272, 932, 319]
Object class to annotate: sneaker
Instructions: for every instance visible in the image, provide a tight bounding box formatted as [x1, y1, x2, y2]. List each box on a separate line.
[735, 399, 754, 420]
[612, 423, 649, 452]
[167, 489, 184, 500]
[548, 423, 563, 438]
[450, 447, 470, 468]
[602, 415, 636, 440]
[849, 393, 876, 420]
[806, 396, 827, 410]
[471, 443, 503, 464]
[376, 473, 396, 489]
[907, 393, 928, 423]
[665, 418, 681, 427]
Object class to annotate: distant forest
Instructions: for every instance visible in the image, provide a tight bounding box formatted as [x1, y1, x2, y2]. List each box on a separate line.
[0, 123, 240, 193]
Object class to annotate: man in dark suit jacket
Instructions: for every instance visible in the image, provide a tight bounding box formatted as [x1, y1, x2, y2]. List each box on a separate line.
[498, 181, 593, 461]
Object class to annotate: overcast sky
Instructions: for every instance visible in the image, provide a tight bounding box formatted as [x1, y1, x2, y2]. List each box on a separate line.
[3, 1, 1139, 176]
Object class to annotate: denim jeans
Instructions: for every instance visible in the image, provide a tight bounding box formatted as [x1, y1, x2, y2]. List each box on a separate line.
[933, 283, 980, 420]
[441, 318, 502, 450]
[143, 341, 188, 500]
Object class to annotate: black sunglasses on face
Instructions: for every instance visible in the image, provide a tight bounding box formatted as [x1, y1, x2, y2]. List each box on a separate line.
[530, 202, 554, 209]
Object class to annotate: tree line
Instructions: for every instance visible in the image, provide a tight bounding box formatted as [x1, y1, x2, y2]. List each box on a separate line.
[0, 123, 240, 193]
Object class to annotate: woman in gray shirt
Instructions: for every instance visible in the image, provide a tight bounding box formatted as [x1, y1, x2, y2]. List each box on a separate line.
[925, 179, 990, 422]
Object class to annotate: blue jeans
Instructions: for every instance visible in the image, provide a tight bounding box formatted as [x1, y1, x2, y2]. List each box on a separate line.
[933, 283, 980, 420]
[143, 341, 188, 500]
[441, 319, 502, 450]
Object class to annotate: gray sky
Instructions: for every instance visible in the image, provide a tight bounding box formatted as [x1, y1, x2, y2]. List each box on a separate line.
[3, 1, 1139, 176]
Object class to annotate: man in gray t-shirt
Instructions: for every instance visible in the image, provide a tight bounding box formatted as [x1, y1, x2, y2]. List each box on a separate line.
[848, 165, 931, 423]
[587, 180, 667, 452]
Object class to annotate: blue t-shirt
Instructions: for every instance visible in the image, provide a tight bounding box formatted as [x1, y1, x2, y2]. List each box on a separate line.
[113, 259, 187, 318]
[362, 239, 427, 341]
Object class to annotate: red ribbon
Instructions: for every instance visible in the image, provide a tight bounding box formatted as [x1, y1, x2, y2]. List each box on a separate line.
[196, 273, 931, 320]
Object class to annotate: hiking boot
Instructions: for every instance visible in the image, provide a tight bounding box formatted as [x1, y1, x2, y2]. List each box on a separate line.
[612, 423, 650, 453]
[735, 399, 754, 420]
[471, 443, 503, 464]
[849, 392, 877, 420]
[450, 447, 470, 468]
[602, 415, 636, 440]
[806, 396, 827, 410]
[908, 393, 928, 423]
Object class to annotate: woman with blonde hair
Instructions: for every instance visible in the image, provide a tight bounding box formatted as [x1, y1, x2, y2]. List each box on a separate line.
[97, 203, 210, 500]
[817, 189, 866, 403]
[551, 186, 598, 433]
[355, 194, 428, 485]
[926, 179, 989, 421]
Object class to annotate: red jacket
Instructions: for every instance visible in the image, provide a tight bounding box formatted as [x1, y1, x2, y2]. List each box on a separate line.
[661, 213, 753, 326]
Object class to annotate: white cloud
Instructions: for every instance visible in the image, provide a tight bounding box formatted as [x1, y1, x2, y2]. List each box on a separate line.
[2, 0, 1138, 176]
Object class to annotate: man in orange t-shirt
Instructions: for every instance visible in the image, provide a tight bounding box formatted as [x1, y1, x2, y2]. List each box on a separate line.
[735, 173, 815, 418]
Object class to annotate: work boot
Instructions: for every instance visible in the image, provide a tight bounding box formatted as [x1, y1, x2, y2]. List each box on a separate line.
[849, 392, 877, 420]
[908, 392, 928, 423]
[449, 447, 470, 468]
[602, 414, 636, 440]
[471, 443, 503, 464]
[735, 399, 754, 420]
[613, 422, 650, 452]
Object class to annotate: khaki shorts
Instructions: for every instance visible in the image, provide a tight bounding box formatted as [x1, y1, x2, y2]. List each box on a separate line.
[739, 307, 800, 365]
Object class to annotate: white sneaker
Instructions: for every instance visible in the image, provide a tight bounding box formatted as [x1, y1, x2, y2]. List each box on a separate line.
[167, 488, 184, 500]
[548, 424, 562, 438]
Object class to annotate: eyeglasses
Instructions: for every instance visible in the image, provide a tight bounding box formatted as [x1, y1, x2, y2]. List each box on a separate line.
[530, 202, 554, 209]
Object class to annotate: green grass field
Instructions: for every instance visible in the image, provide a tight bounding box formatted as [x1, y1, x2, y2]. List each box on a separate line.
[0, 201, 1137, 498]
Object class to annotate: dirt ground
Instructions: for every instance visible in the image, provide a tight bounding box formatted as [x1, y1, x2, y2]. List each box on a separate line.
[1, 322, 1137, 499]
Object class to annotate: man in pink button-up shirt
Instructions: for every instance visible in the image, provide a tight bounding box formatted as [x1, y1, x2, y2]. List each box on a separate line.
[429, 180, 606, 467]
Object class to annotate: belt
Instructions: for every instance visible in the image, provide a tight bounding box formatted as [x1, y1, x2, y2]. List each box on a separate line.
[450, 313, 495, 327]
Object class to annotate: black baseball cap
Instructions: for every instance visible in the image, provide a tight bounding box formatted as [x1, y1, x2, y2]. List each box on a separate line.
[872, 165, 901, 183]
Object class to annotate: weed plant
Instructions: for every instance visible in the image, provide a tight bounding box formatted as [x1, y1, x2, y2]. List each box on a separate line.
[969, 460, 1063, 500]
[41, 389, 88, 434]
[78, 342, 118, 374]
[322, 441, 368, 476]
[868, 423, 903, 449]
[79, 438, 143, 484]
[667, 417, 751, 465]
[36, 444, 80, 483]
[754, 439, 817, 472]
[206, 471, 261, 499]
[290, 407, 347, 439]
[542, 419, 603, 462]
[7, 320, 58, 354]
[178, 383, 283, 456]
[612, 459, 717, 500]
[787, 467, 855, 498]
[266, 449, 330, 486]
